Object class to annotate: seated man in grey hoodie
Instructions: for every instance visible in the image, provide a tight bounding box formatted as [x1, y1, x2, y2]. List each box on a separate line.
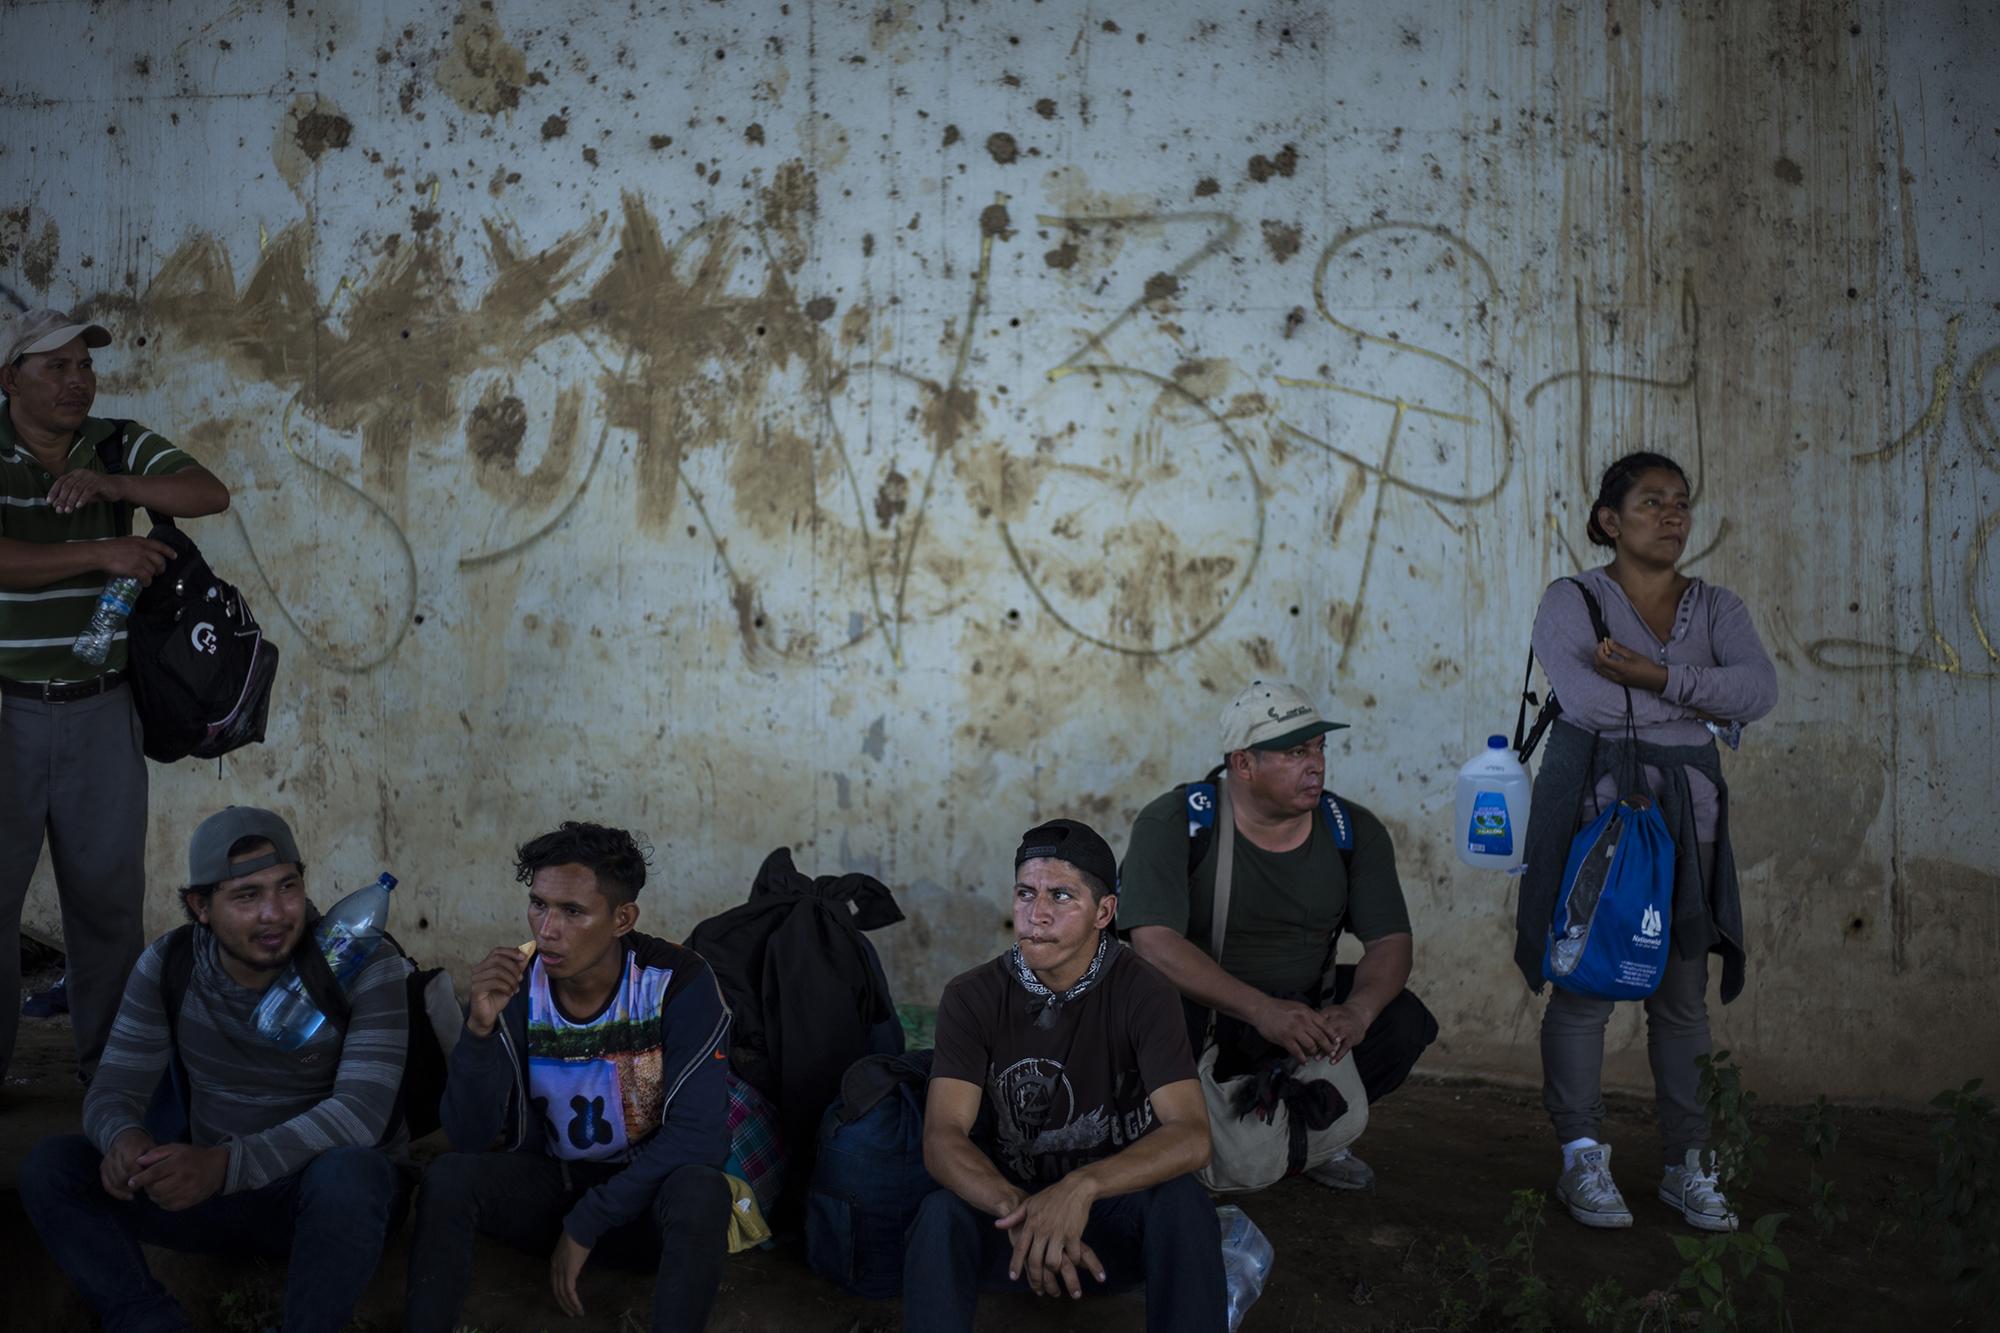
[19, 806, 410, 1333]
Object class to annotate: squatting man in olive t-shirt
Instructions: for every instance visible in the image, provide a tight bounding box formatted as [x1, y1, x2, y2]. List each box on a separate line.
[905, 818, 1227, 1332]
[1119, 679, 1439, 1191]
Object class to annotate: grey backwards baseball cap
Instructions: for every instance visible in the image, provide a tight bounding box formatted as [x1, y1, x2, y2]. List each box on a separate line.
[188, 807, 302, 885]
[2, 308, 112, 366]
[1219, 678, 1349, 754]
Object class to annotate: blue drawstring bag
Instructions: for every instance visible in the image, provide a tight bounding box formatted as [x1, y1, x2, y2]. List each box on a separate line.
[1543, 792, 1675, 999]
[1541, 669, 1677, 1001]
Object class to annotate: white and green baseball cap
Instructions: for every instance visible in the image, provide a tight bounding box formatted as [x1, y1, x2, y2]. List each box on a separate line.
[1219, 678, 1347, 754]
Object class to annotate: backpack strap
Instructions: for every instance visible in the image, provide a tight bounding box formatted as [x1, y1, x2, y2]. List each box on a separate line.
[1192, 780, 1361, 1019]
[289, 922, 354, 1032]
[92, 419, 175, 535]
[1511, 646, 1545, 760]
[158, 923, 196, 1030]
[1317, 792, 1355, 863]
[1514, 577, 1613, 764]
[1209, 776, 1238, 965]
[149, 925, 199, 1141]
[1186, 779, 1354, 878]
[1567, 576, 1611, 642]
[1184, 781, 1219, 843]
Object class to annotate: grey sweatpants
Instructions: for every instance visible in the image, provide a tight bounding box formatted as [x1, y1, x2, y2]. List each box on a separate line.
[0, 684, 149, 1083]
[1541, 843, 1717, 1166]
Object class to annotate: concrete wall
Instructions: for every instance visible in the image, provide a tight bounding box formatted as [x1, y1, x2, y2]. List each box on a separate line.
[5, 0, 1995, 1102]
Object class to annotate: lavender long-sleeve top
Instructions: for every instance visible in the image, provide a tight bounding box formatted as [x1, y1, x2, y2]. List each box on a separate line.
[1531, 566, 1779, 841]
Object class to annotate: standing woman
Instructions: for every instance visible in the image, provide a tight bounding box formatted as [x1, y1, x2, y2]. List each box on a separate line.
[1514, 452, 1778, 1232]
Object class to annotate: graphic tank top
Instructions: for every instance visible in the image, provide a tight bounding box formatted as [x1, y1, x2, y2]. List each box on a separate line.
[525, 948, 676, 1162]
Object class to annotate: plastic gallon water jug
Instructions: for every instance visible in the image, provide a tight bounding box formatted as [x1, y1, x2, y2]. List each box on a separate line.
[1456, 736, 1530, 872]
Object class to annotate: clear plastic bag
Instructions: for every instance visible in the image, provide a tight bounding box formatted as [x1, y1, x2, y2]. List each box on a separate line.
[1217, 1203, 1274, 1331]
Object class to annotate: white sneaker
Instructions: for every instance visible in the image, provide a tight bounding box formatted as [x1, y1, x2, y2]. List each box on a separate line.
[1660, 1149, 1739, 1232]
[1557, 1144, 1634, 1228]
[1304, 1148, 1376, 1192]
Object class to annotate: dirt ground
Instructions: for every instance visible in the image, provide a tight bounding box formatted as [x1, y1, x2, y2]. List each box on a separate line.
[1, 966, 1978, 1332]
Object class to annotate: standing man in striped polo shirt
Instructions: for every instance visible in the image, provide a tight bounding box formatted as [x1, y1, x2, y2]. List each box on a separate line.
[1, 307, 231, 1088]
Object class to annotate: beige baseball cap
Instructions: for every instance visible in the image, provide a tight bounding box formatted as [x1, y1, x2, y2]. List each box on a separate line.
[2, 308, 112, 366]
[1219, 678, 1347, 754]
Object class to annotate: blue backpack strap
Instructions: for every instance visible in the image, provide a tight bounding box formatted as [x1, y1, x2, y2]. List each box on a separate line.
[1186, 782, 1218, 835]
[1319, 792, 1358, 879]
[1183, 782, 1219, 875]
[1186, 783, 1355, 874]
[1318, 792, 1353, 850]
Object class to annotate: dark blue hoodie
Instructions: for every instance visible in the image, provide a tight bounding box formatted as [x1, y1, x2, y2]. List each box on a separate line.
[438, 932, 732, 1247]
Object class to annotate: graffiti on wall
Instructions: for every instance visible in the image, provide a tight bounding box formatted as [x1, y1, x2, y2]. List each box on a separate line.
[21, 147, 1986, 685]
[1804, 314, 2000, 677]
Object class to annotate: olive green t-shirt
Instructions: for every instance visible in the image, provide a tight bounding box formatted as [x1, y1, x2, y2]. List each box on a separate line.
[1117, 785, 1412, 995]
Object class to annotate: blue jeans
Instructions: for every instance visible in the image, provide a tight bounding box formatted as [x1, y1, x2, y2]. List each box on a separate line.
[19, 1134, 409, 1333]
[901, 1174, 1227, 1333]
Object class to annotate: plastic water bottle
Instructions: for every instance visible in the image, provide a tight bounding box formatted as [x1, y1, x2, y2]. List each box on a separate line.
[252, 872, 397, 1049]
[1218, 1204, 1274, 1331]
[1455, 735, 1531, 872]
[71, 575, 142, 666]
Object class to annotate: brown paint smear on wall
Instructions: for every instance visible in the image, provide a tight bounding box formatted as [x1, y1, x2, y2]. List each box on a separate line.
[77, 140, 1011, 670]
[728, 425, 820, 540]
[73, 148, 878, 674]
[579, 188, 828, 534]
[120, 218, 596, 505]
[467, 380, 584, 508]
[273, 96, 353, 192]
[437, 0, 531, 115]
[7, 212, 61, 290]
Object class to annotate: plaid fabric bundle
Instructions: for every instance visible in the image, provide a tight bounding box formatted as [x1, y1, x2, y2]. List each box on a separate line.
[724, 1071, 787, 1212]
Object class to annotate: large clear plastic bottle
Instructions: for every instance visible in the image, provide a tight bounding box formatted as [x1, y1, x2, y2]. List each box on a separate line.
[252, 872, 397, 1050]
[1455, 735, 1532, 872]
[72, 575, 143, 666]
[1217, 1203, 1274, 1331]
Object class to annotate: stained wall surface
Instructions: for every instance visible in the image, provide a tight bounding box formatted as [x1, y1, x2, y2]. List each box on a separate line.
[5, 0, 1995, 1101]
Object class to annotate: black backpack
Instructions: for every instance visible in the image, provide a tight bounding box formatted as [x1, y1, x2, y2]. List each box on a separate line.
[151, 922, 458, 1144]
[96, 422, 279, 763]
[686, 848, 905, 1208]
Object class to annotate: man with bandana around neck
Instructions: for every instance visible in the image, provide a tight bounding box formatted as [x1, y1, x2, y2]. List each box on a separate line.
[905, 819, 1226, 1332]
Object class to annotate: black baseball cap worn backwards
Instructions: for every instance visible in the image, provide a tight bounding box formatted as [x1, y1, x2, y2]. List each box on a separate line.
[1014, 818, 1119, 893]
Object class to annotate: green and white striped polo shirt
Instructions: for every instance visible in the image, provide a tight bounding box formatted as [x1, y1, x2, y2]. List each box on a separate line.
[0, 411, 197, 683]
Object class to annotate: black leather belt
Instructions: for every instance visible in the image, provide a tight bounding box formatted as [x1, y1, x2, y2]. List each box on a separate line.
[0, 670, 123, 703]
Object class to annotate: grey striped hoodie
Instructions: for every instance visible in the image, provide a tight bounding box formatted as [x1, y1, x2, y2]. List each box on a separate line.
[83, 926, 409, 1192]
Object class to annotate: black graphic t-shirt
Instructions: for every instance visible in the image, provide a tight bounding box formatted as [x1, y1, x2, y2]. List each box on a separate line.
[931, 942, 1198, 1187]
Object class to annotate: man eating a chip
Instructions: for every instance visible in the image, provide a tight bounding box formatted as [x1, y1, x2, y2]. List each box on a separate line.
[403, 821, 734, 1333]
